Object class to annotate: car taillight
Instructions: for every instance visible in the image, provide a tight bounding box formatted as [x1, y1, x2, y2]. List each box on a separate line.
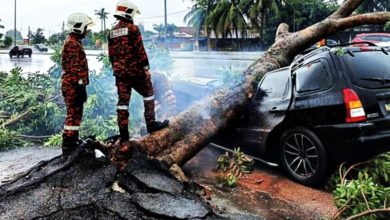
[342, 88, 366, 123]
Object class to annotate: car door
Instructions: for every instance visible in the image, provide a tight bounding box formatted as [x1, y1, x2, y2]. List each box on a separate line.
[289, 57, 340, 126]
[237, 67, 292, 155]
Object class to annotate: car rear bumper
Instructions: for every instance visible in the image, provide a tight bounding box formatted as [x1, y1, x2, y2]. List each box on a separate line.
[313, 122, 390, 162]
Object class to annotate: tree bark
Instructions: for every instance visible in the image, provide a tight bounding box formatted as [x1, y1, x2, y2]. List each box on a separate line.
[106, 0, 390, 169]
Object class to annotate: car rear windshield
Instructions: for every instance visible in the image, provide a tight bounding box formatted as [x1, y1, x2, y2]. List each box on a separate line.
[344, 50, 390, 89]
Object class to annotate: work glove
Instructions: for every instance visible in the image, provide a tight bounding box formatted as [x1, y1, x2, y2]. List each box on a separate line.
[75, 79, 87, 104]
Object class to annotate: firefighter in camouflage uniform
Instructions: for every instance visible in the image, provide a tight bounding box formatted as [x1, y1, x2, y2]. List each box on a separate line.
[109, 0, 169, 143]
[61, 13, 94, 157]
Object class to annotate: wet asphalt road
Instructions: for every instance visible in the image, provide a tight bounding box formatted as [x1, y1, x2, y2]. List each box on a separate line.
[0, 50, 263, 78]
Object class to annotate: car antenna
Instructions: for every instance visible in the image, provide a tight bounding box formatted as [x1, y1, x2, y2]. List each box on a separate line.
[381, 47, 389, 55]
[345, 49, 355, 57]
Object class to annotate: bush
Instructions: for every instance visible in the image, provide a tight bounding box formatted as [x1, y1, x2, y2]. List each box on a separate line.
[0, 129, 25, 151]
[330, 152, 390, 220]
[3, 36, 12, 48]
[0, 41, 175, 150]
[385, 22, 390, 32]
[216, 148, 254, 188]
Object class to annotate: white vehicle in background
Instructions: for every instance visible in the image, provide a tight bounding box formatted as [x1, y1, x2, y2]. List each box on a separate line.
[376, 41, 390, 47]
[34, 44, 48, 52]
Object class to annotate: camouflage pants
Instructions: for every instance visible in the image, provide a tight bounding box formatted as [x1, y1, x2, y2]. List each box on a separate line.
[115, 71, 155, 131]
[61, 81, 87, 138]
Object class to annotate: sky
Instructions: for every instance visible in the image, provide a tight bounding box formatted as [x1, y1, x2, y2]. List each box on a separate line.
[0, 0, 194, 37]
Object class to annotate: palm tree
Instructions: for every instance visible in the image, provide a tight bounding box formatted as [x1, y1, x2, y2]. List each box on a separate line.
[0, 18, 4, 29]
[240, 0, 282, 40]
[95, 8, 110, 31]
[153, 24, 165, 38]
[185, 0, 283, 49]
[207, 0, 248, 38]
[0, 19, 4, 40]
[166, 24, 178, 37]
[184, 0, 217, 49]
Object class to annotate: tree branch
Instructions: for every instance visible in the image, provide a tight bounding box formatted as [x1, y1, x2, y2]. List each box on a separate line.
[360, 186, 371, 211]
[329, 0, 365, 19]
[16, 135, 52, 140]
[336, 12, 390, 30]
[281, 12, 390, 63]
[1, 95, 62, 128]
[345, 208, 390, 220]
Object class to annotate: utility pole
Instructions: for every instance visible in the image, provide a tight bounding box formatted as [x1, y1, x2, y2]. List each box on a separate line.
[14, 0, 16, 46]
[62, 21, 65, 43]
[28, 26, 31, 44]
[164, 0, 168, 44]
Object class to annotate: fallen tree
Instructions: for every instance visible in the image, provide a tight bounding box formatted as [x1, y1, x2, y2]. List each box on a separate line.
[1, 0, 390, 219]
[110, 0, 390, 168]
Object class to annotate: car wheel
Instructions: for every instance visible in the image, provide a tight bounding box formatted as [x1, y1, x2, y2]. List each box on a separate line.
[29, 54, 31, 58]
[279, 127, 328, 186]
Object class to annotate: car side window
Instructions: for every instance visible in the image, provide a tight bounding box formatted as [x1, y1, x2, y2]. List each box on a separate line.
[362, 36, 382, 41]
[256, 70, 290, 101]
[382, 36, 390, 41]
[294, 60, 333, 93]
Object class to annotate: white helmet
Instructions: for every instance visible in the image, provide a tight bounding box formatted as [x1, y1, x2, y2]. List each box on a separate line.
[67, 13, 95, 34]
[114, 0, 141, 21]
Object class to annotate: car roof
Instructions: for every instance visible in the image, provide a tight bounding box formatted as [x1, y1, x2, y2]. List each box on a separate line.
[295, 45, 389, 65]
[267, 67, 290, 75]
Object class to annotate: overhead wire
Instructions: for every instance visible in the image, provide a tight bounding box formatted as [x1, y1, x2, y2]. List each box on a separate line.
[137, 9, 190, 21]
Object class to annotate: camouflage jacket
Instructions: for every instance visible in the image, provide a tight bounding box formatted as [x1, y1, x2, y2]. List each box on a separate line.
[108, 20, 150, 75]
[61, 34, 89, 85]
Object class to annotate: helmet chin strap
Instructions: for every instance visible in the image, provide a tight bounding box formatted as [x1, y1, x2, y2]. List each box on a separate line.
[70, 32, 86, 40]
[114, 15, 134, 24]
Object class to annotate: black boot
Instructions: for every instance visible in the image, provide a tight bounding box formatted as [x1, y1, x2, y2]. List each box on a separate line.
[119, 128, 130, 143]
[62, 135, 76, 157]
[147, 120, 169, 133]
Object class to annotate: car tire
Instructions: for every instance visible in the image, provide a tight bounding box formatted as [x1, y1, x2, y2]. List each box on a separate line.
[29, 54, 31, 58]
[279, 127, 328, 186]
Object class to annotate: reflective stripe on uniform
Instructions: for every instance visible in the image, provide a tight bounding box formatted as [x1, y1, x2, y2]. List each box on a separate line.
[64, 125, 80, 131]
[143, 95, 155, 101]
[117, 105, 129, 110]
[110, 28, 128, 38]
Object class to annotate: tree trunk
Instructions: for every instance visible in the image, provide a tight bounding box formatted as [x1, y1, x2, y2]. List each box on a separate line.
[109, 0, 390, 169]
[1, 0, 389, 218]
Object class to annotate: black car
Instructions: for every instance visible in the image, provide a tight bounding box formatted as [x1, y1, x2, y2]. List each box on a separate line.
[9, 46, 33, 58]
[213, 45, 390, 185]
